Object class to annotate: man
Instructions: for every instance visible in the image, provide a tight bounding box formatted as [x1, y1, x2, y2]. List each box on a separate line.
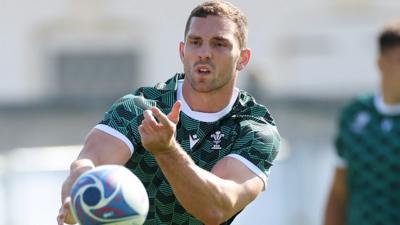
[57, 1, 280, 224]
[324, 19, 400, 225]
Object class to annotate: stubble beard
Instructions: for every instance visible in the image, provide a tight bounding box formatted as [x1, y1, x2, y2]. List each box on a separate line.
[183, 60, 235, 94]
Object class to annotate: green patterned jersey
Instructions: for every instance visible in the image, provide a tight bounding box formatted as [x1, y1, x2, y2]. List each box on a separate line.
[335, 94, 400, 225]
[96, 73, 280, 225]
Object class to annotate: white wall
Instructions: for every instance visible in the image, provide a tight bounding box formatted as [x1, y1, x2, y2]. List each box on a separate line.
[0, 146, 81, 225]
[2, 0, 400, 104]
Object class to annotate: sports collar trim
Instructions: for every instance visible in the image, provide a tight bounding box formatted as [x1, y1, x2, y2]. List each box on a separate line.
[374, 92, 400, 115]
[177, 80, 239, 122]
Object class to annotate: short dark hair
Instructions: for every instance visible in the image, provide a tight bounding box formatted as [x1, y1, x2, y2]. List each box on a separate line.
[379, 19, 400, 54]
[184, 0, 248, 49]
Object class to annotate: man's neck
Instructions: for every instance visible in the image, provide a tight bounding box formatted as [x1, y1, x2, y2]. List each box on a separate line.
[182, 83, 235, 113]
[381, 80, 400, 105]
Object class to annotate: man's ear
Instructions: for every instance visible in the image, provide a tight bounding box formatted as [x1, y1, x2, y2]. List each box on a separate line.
[179, 41, 185, 62]
[236, 48, 251, 71]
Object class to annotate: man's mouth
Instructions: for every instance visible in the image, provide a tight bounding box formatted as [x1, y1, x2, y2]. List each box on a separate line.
[197, 67, 211, 74]
[194, 64, 213, 75]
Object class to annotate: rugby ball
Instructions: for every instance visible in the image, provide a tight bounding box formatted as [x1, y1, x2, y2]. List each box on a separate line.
[70, 165, 149, 225]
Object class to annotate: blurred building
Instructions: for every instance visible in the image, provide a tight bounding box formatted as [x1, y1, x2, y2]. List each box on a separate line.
[1, 1, 400, 225]
[1, 0, 400, 106]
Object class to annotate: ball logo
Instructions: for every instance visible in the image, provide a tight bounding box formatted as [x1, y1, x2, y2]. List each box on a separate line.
[70, 165, 149, 225]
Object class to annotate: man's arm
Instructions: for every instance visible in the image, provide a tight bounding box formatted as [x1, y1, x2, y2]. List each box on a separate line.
[157, 149, 263, 225]
[57, 128, 132, 225]
[324, 167, 347, 225]
[139, 101, 264, 225]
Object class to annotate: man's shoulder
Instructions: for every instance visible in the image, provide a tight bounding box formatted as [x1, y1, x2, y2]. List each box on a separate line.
[341, 93, 375, 115]
[232, 91, 280, 163]
[234, 90, 276, 126]
[108, 74, 181, 111]
[135, 73, 182, 96]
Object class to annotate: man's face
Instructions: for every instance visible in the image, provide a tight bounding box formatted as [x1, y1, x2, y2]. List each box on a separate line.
[179, 16, 248, 93]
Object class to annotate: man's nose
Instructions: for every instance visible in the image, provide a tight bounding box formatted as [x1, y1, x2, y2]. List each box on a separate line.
[197, 44, 211, 60]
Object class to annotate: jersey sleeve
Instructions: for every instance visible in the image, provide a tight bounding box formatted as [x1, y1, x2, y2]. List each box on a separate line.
[334, 102, 355, 166]
[96, 93, 149, 154]
[230, 120, 280, 180]
[335, 113, 347, 166]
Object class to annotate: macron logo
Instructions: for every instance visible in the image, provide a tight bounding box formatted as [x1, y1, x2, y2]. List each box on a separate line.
[189, 134, 199, 149]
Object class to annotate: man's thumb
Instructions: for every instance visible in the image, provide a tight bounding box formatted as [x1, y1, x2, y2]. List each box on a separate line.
[168, 101, 181, 124]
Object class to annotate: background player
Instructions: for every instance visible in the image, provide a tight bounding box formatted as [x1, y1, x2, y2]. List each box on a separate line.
[324, 18, 400, 225]
[57, 1, 280, 225]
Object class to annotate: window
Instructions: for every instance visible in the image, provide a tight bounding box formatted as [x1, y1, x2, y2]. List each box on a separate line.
[51, 50, 139, 105]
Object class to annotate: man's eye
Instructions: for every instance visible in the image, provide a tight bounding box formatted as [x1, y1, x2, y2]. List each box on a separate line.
[214, 42, 227, 48]
[190, 40, 200, 46]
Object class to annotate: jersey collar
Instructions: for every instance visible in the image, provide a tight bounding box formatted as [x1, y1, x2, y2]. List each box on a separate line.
[374, 92, 400, 116]
[177, 79, 239, 122]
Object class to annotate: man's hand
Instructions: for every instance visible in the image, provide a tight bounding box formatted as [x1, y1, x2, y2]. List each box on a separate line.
[57, 196, 76, 225]
[57, 159, 95, 225]
[139, 101, 181, 154]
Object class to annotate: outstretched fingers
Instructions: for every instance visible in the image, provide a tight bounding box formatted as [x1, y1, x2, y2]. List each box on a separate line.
[142, 110, 158, 133]
[140, 101, 181, 135]
[151, 107, 171, 126]
[139, 102, 181, 154]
